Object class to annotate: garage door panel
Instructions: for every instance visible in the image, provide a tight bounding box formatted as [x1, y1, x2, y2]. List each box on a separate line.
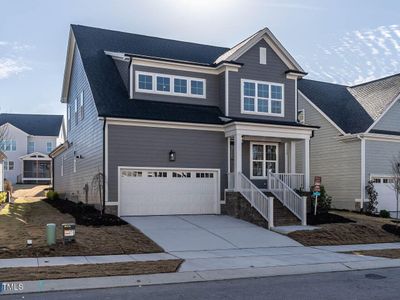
[120, 168, 219, 216]
[372, 176, 398, 214]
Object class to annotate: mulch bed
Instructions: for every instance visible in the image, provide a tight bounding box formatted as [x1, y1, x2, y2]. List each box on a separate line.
[0, 260, 183, 281]
[307, 213, 355, 225]
[345, 249, 400, 259]
[44, 198, 126, 226]
[382, 223, 400, 236]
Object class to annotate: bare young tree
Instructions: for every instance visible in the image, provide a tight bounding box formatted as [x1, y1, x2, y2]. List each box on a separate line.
[392, 153, 400, 221]
[91, 169, 105, 215]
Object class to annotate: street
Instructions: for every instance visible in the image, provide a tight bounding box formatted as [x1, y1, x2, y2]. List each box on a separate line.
[3, 267, 400, 300]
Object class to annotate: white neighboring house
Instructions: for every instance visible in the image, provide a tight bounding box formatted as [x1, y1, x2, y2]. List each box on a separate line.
[0, 114, 65, 184]
[0, 151, 6, 191]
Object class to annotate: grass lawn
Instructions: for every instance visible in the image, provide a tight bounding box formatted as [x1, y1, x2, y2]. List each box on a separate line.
[0, 260, 183, 281]
[288, 210, 400, 246]
[0, 197, 163, 258]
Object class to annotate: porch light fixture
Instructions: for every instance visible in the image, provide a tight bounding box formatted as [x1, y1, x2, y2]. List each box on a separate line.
[169, 150, 176, 162]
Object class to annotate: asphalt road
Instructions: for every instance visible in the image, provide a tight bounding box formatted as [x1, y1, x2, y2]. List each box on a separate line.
[3, 267, 400, 300]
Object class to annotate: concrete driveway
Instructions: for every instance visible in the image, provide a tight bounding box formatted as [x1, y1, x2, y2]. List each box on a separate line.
[123, 215, 301, 252]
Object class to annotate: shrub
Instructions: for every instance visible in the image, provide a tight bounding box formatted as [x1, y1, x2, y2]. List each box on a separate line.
[46, 190, 59, 200]
[379, 210, 391, 218]
[366, 180, 378, 215]
[0, 192, 6, 204]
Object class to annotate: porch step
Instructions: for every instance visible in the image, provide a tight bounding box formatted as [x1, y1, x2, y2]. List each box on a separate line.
[263, 192, 301, 227]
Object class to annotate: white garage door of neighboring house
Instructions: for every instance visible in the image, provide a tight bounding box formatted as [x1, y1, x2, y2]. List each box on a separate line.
[119, 167, 220, 216]
[372, 176, 398, 215]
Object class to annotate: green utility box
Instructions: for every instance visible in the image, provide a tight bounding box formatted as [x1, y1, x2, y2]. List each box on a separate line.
[46, 223, 56, 246]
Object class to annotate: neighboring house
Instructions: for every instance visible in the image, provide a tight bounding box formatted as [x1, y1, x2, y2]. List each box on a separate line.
[0, 114, 65, 184]
[0, 151, 6, 191]
[51, 25, 318, 227]
[297, 74, 400, 213]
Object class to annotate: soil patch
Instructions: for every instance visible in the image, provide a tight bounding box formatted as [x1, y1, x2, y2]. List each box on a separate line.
[307, 213, 355, 225]
[44, 198, 126, 226]
[345, 249, 400, 259]
[382, 223, 400, 236]
[0, 260, 183, 281]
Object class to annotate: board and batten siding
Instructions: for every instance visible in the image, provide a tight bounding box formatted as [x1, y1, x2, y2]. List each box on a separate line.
[107, 125, 227, 204]
[228, 39, 296, 122]
[373, 99, 400, 132]
[365, 140, 400, 181]
[297, 92, 361, 210]
[130, 65, 220, 107]
[53, 45, 104, 206]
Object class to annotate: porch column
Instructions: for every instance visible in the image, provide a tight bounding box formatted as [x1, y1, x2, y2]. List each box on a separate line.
[304, 137, 310, 191]
[234, 133, 242, 191]
[290, 141, 296, 173]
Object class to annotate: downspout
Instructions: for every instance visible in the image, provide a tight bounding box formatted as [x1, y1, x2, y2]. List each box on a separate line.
[102, 117, 107, 214]
[357, 134, 365, 210]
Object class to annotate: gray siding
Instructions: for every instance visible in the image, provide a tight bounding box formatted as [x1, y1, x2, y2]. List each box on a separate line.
[54, 45, 104, 206]
[219, 72, 226, 114]
[132, 65, 220, 107]
[373, 99, 400, 132]
[114, 59, 130, 91]
[298, 93, 361, 210]
[365, 140, 400, 181]
[107, 125, 227, 203]
[228, 40, 296, 122]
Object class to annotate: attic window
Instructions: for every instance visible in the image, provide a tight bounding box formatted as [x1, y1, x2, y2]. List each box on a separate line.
[259, 47, 267, 65]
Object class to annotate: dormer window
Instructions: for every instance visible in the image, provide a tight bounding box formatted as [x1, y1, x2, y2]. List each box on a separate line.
[135, 71, 206, 98]
[241, 79, 284, 117]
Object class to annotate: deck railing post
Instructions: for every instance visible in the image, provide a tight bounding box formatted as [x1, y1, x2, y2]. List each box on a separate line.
[268, 196, 274, 229]
[301, 196, 307, 226]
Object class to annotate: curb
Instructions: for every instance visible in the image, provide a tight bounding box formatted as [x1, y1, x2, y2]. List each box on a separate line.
[2, 259, 400, 295]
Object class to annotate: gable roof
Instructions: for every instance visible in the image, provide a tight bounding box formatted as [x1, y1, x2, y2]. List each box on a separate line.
[299, 74, 400, 134]
[348, 73, 400, 120]
[0, 114, 63, 136]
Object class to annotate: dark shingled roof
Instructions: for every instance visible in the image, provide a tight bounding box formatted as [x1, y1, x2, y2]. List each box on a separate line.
[0, 114, 63, 136]
[71, 24, 230, 121]
[298, 79, 375, 134]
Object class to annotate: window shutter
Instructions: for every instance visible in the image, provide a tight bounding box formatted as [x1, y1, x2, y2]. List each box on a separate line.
[259, 47, 267, 65]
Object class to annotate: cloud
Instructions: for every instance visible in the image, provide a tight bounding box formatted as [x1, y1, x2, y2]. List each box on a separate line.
[0, 41, 33, 79]
[299, 25, 400, 85]
[0, 58, 31, 79]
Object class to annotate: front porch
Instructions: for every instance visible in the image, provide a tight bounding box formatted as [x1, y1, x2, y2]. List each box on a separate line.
[19, 152, 52, 184]
[224, 121, 314, 227]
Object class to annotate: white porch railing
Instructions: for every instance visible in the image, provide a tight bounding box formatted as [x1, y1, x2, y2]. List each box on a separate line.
[228, 172, 273, 228]
[275, 173, 304, 191]
[268, 171, 306, 225]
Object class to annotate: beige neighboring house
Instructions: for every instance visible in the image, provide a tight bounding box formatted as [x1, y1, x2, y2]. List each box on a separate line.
[0, 151, 6, 191]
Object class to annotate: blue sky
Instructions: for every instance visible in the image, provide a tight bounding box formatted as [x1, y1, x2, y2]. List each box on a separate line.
[0, 0, 399, 115]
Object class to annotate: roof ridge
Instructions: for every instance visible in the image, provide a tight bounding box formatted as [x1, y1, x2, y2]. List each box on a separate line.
[71, 24, 229, 51]
[350, 72, 400, 88]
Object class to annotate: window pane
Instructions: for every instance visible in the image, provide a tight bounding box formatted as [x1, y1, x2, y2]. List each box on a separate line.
[191, 80, 204, 95]
[174, 78, 187, 93]
[244, 82, 255, 96]
[138, 74, 153, 90]
[258, 83, 269, 98]
[244, 97, 255, 111]
[271, 100, 282, 114]
[252, 162, 263, 177]
[156, 76, 170, 92]
[258, 99, 268, 112]
[252, 145, 264, 160]
[266, 162, 276, 173]
[265, 145, 277, 160]
[271, 85, 282, 99]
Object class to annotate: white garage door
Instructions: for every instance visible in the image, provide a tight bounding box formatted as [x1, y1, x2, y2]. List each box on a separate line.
[372, 176, 398, 216]
[119, 168, 220, 216]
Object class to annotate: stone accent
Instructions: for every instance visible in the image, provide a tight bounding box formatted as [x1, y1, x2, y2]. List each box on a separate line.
[223, 192, 269, 229]
[105, 205, 118, 216]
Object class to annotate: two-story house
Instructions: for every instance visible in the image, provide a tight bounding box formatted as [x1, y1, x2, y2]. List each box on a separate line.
[51, 25, 318, 227]
[297, 74, 400, 214]
[0, 114, 65, 184]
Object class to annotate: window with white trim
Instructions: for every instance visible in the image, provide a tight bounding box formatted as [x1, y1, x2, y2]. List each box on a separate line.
[250, 143, 278, 178]
[46, 142, 53, 153]
[135, 71, 206, 98]
[0, 140, 16, 152]
[4, 160, 14, 171]
[259, 47, 267, 64]
[74, 98, 78, 125]
[79, 91, 84, 120]
[27, 141, 35, 153]
[67, 105, 71, 131]
[242, 80, 284, 116]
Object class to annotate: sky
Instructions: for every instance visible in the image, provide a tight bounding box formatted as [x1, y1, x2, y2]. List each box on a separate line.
[0, 0, 399, 115]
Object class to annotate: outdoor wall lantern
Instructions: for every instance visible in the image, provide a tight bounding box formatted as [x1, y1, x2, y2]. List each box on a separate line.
[169, 150, 176, 162]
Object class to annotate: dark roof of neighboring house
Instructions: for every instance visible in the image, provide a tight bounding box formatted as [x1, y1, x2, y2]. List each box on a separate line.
[349, 73, 400, 120]
[298, 79, 374, 134]
[0, 114, 63, 136]
[71, 25, 231, 121]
